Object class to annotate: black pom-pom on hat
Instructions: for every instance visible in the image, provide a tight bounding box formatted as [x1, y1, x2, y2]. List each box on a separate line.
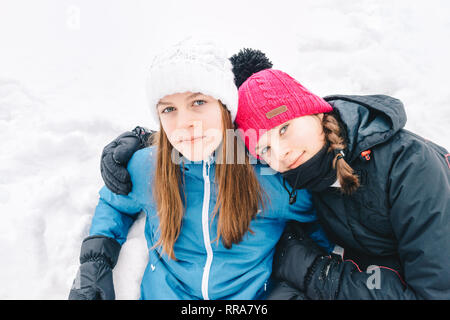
[229, 48, 273, 88]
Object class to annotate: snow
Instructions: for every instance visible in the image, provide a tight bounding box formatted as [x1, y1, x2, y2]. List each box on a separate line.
[0, 0, 449, 299]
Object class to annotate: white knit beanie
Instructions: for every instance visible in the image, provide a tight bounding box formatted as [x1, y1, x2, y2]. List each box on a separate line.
[145, 37, 238, 126]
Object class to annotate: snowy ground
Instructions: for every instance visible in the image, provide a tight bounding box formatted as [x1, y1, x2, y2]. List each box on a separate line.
[0, 0, 449, 299]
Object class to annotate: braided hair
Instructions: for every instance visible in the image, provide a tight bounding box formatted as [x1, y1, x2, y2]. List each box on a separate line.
[321, 112, 360, 195]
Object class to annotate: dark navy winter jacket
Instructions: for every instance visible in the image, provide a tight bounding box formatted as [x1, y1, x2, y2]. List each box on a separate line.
[278, 95, 450, 299]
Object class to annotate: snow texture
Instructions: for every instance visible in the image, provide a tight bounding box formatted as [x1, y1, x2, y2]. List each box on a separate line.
[0, 0, 449, 299]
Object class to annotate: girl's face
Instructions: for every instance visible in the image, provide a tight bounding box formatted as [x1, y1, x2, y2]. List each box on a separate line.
[157, 92, 223, 162]
[255, 114, 326, 173]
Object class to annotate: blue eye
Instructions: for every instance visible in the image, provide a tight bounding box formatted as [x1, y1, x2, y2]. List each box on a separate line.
[280, 124, 289, 135]
[161, 106, 175, 114]
[260, 146, 270, 155]
[193, 100, 206, 106]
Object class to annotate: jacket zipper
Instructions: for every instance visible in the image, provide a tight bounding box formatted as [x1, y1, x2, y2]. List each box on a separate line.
[201, 158, 213, 300]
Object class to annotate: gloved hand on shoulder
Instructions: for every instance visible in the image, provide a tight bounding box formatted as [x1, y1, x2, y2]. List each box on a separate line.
[100, 126, 155, 195]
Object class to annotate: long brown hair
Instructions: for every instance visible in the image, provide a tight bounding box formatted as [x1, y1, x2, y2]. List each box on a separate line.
[321, 112, 360, 195]
[152, 101, 267, 260]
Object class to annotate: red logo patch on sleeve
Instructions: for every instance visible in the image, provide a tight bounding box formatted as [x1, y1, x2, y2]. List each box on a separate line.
[446, 154, 450, 169]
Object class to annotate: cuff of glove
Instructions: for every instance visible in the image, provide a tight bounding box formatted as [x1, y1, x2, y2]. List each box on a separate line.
[80, 235, 121, 269]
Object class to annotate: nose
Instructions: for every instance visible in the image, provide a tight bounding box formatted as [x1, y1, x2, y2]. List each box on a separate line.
[174, 108, 204, 142]
[274, 141, 292, 164]
[280, 148, 291, 163]
[177, 108, 198, 129]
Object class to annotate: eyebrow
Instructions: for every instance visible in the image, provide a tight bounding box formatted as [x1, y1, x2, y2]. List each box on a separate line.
[157, 92, 204, 107]
[186, 92, 203, 100]
[157, 101, 173, 106]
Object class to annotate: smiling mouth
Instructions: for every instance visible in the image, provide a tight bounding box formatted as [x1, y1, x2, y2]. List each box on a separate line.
[288, 152, 305, 169]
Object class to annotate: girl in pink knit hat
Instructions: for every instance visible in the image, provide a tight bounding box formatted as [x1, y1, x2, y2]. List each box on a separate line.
[98, 49, 450, 300]
[233, 53, 450, 300]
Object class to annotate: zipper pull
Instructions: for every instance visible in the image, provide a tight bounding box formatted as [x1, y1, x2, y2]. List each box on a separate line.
[203, 160, 209, 179]
[289, 191, 297, 205]
[205, 155, 213, 177]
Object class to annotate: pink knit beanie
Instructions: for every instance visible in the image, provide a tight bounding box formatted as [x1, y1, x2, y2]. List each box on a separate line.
[235, 68, 333, 158]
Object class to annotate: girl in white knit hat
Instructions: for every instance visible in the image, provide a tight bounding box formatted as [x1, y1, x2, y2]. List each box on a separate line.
[69, 38, 332, 300]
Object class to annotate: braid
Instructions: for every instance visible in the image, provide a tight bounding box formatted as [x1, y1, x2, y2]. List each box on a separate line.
[322, 112, 360, 195]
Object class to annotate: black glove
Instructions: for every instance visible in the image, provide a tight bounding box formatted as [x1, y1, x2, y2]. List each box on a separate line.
[100, 126, 155, 195]
[68, 236, 121, 300]
[272, 221, 327, 293]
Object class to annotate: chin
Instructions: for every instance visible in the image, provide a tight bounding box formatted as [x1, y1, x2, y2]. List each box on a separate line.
[277, 163, 298, 173]
[175, 143, 218, 163]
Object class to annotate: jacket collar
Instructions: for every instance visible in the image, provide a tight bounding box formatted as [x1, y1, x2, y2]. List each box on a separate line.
[324, 94, 407, 163]
[178, 153, 216, 179]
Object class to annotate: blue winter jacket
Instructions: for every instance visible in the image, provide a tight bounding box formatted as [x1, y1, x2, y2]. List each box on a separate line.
[89, 146, 333, 300]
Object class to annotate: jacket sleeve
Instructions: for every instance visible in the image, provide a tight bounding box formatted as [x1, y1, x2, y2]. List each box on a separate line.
[89, 149, 149, 245]
[89, 186, 142, 245]
[386, 140, 450, 299]
[305, 140, 450, 300]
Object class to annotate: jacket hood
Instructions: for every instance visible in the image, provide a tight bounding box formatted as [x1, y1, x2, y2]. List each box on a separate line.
[323, 95, 407, 162]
